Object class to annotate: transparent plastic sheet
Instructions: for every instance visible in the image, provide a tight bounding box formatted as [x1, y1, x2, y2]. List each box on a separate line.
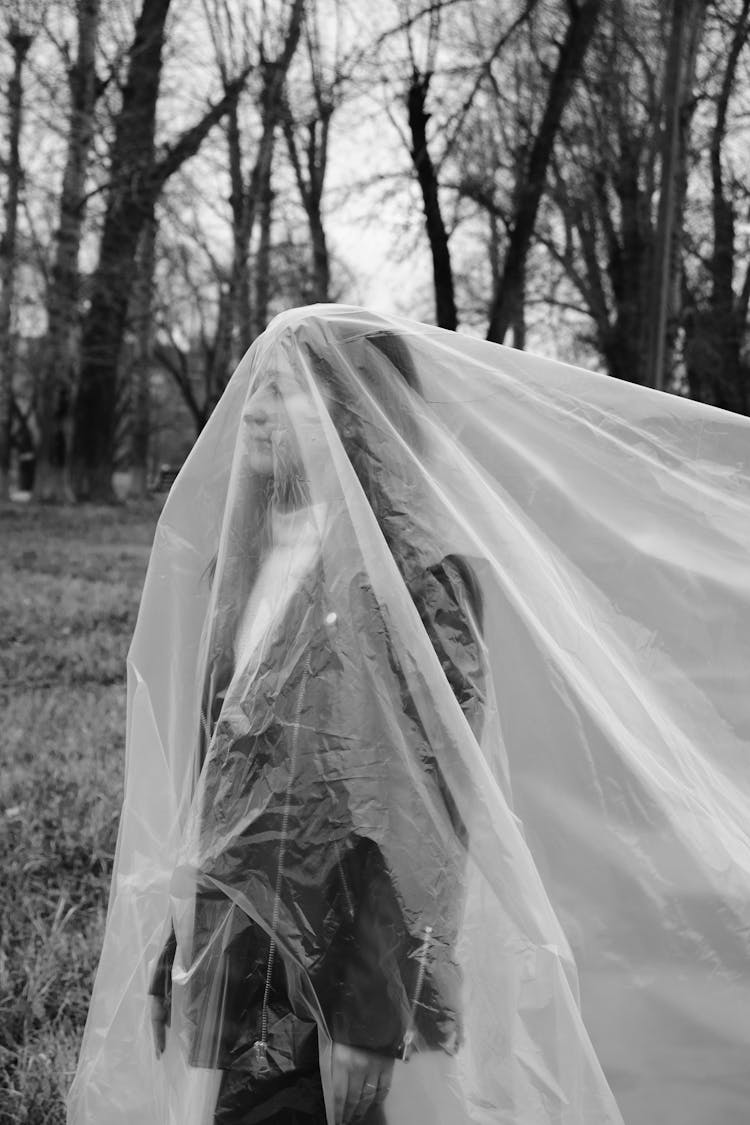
[68, 305, 750, 1125]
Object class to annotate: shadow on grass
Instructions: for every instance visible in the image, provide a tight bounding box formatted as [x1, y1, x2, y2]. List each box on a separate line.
[0, 503, 160, 1125]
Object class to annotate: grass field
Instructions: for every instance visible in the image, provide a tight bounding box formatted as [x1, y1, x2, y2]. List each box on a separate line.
[0, 502, 160, 1125]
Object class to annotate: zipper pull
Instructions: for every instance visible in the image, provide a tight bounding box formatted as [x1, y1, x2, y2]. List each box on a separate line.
[252, 1039, 272, 1075]
[401, 1028, 415, 1061]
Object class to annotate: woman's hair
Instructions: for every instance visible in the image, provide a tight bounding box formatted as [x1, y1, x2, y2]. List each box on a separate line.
[304, 328, 423, 442]
[303, 328, 432, 577]
[367, 331, 424, 417]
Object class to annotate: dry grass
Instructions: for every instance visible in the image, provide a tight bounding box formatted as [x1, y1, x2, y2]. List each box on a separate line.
[0, 502, 160, 1125]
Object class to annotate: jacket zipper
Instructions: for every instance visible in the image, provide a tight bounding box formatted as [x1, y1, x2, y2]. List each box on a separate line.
[401, 924, 433, 1061]
[254, 651, 312, 1064]
[335, 844, 355, 921]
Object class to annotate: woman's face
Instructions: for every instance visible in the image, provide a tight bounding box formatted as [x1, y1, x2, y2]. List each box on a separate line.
[242, 363, 332, 486]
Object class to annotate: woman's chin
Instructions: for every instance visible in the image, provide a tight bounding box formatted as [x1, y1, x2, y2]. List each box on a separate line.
[247, 447, 274, 475]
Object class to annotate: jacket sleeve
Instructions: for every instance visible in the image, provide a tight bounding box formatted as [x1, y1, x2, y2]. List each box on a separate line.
[148, 925, 177, 1002]
[147, 674, 228, 1003]
[330, 554, 486, 1057]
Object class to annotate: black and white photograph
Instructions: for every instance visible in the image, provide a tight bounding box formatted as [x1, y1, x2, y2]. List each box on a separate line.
[2, 2, 750, 1123]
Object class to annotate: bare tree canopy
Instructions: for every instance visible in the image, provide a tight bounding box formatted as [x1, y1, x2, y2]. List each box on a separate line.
[3, 0, 750, 500]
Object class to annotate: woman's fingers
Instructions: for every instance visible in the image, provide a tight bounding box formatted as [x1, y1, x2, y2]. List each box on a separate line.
[332, 1043, 395, 1122]
[332, 1044, 350, 1123]
[149, 995, 167, 1057]
[354, 1074, 381, 1119]
[342, 1052, 368, 1122]
[358, 1057, 393, 1118]
[344, 1075, 368, 1122]
[333, 1043, 369, 1123]
[373, 1058, 394, 1104]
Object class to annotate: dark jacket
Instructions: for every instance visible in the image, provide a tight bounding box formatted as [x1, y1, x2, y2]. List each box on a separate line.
[151, 551, 485, 1086]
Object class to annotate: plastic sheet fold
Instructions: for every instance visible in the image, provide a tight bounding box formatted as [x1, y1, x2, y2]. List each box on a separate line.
[70, 305, 750, 1125]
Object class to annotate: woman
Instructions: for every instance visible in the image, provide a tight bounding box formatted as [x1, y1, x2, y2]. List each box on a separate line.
[70, 306, 750, 1125]
[148, 323, 485, 1123]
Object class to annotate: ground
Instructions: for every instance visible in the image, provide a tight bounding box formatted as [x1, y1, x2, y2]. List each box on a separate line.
[0, 502, 160, 1125]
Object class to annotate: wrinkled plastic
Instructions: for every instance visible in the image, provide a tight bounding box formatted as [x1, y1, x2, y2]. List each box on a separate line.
[69, 305, 750, 1125]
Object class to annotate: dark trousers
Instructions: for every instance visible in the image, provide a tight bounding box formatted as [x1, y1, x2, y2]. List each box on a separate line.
[214, 1067, 387, 1125]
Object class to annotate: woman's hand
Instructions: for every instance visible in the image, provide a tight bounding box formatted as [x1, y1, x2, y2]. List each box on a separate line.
[332, 1042, 393, 1123]
[149, 994, 170, 1058]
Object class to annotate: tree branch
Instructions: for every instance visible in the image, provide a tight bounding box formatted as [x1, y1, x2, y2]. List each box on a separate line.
[150, 62, 254, 194]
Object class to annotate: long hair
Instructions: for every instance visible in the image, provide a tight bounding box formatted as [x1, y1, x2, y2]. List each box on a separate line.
[302, 327, 434, 580]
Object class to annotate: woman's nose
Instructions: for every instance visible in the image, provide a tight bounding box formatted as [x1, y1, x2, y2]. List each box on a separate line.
[244, 395, 270, 427]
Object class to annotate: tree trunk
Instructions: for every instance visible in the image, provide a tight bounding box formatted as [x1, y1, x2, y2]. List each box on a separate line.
[130, 207, 157, 497]
[486, 0, 603, 344]
[684, 0, 750, 413]
[646, 0, 705, 390]
[606, 141, 653, 385]
[283, 107, 332, 303]
[238, 102, 278, 355]
[512, 258, 526, 350]
[70, 0, 252, 500]
[309, 207, 330, 303]
[70, 0, 169, 501]
[545, 0, 703, 387]
[305, 114, 331, 303]
[254, 163, 274, 338]
[668, 0, 706, 378]
[205, 90, 279, 396]
[239, 4, 304, 349]
[35, 0, 100, 502]
[0, 27, 33, 499]
[407, 68, 457, 331]
[205, 101, 250, 404]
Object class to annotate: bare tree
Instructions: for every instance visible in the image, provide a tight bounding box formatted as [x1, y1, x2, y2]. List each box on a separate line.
[396, 3, 457, 329]
[374, 0, 595, 337]
[528, 0, 702, 387]
[281, 0, 354, 304]
[34, 0, 101, 501]
[542, 7, 667, 382]
[0, 5, 39, 498]
[541, 0, 749, 408]
[253, 161, 275, 334]
[69, 0, 254, 500]
[486, 0, 604, 343]
[375, 0, 541, 332]
[646, 0, 708, 389]
[441, 0, 547, 343]
[407, 63, 457, 330]
[683, 0, 750, 412]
